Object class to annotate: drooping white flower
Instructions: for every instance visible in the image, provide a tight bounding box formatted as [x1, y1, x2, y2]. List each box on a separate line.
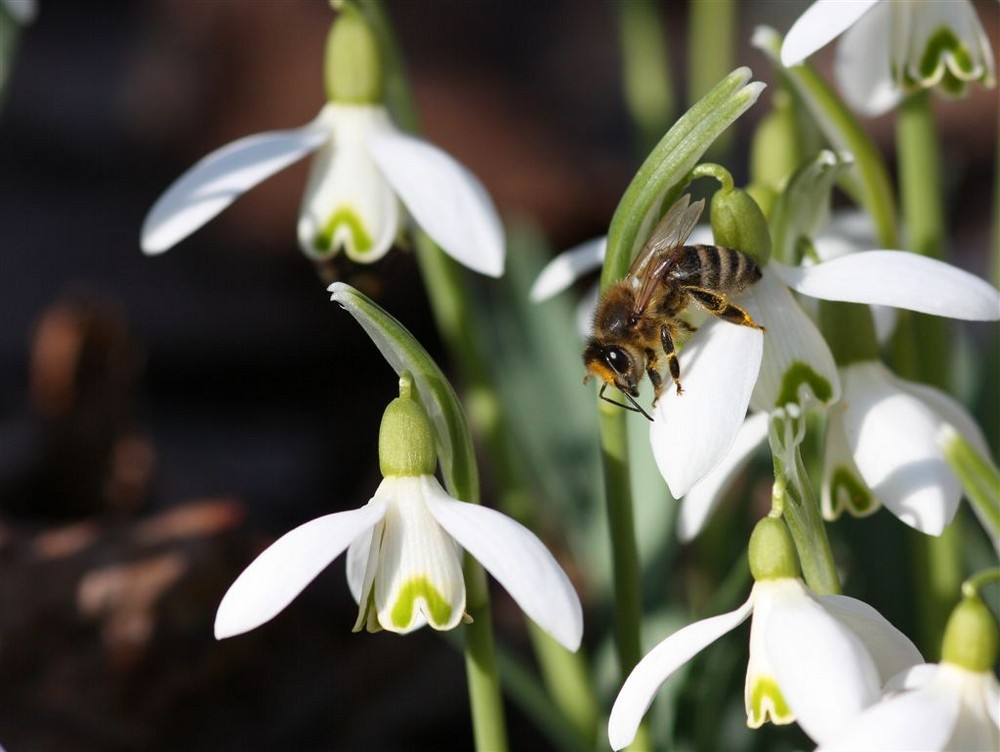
[608, 559, 921, 748]
[781, 0, 996, 116]
[215, 471, 582, 650]
[141, 106, 504, 275]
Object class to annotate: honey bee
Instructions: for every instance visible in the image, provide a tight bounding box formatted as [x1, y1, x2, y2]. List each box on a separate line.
[583, 194, 765, 420]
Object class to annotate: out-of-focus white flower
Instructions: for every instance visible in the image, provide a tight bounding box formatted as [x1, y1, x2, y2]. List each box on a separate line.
[608, 519, 922, 750]
[781, 0, 996, 116]
[141, 103, 504, 276]
[1, 0, 36, 24]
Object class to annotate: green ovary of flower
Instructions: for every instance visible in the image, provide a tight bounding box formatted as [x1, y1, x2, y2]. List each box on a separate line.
[829, 467, 874, 517]
[390, 576, 454, 629]
[315, 207, 373, 255]
[775, 361, 833, 407]
[747, 676, 793, 728]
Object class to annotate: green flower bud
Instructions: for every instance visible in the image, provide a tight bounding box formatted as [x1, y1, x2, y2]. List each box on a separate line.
[748, 517, 800, 581]
[324, 4, 383, 105]
[941, 595, 999, 673]
[711, 186, 772, 266]
[379, 374, 437, 477]
[744, 182, 777, 219]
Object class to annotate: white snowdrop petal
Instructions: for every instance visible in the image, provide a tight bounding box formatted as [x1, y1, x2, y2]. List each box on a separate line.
[745, 268, 840, 411]
[841, 361, 960, 535]
[298, 105, 400, 263]
[780, 0, 882, 66]
[764, 580, 881, 746]
[815, 594, 923, 683]
[679, 412, 769, 542]
[773, 252, 1000, 321]
[822, 403, 880, 520]
[817, 683, 958, 751]
[608, 596, 754, 750]
[530, 237, 606, 302]
[373, 477, 465, 634]
[214, 498, 387, 639]
[368, 129, 505, 277]
[651, 319, 763, 498]
[345, 533, 371, 603]
[894, 375, 991, 459]
[424, 477, 583, 651]
[142, 122, 328, 255]
[834, 0, 903, 116]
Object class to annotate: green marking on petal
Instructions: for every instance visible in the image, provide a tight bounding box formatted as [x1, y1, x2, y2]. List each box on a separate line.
[774, 361, 833, 408]
[918, 27, 975, 81]
[747, 676, 794, 728]
[314, 207, 374, 256]
[829, 467, 875, 518]
[390, 576, 454, 629]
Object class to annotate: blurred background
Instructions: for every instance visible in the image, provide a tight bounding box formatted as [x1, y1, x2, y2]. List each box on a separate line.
[0, 1, 996, 750]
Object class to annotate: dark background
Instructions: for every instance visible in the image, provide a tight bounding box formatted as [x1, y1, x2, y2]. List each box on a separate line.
[0, 1, 995, 750]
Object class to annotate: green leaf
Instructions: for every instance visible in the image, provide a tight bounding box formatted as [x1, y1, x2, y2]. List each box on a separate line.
[329, 282, 478, 501]
[602, 67, 766, 288]
[940, 426, 1000, 541]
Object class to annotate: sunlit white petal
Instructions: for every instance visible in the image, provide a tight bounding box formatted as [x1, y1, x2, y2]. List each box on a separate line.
[781, 0, 881, 66]
[214, 498, 387, 639]
[298, 105, 399, 263]
[814, 594, 923, 682]
[530, 237, 606, 302]
[896, 376, 991, 458]
[651, 318, 763, 498]
[817, 680, 959, 750]
[835, 0, 903, 115]
[773, 252, 1000, 321]
[763, 580, 881, 746]
[372, 476, 465, 633]
[368, 129, 505, 277]
[142, 121, 328, 255]
[822, 402, 880, 520]
[608, 595, 754, 750]
[679, 412, 769, 542]
[424, 476, 583, 651]
[744, 267, 840, 411]
[841, 361, 959, 535]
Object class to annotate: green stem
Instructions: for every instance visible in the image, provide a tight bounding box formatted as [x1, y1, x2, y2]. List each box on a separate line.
[463, 555, 509, 752]
[964, 568, 1000, 599]
[941, 429, 1000, 540]
[688, 0, 735, 157]
[616, 0, 674, 153]
[527, 624, 598, 747]
[913, 522, 964, 660]
[770, 410, 840, 594]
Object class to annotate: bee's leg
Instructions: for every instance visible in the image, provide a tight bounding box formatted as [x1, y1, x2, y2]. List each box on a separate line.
[675, 319, 697, 334]
[644, 348, 665, 404]
[686, 288, 765, 331]
[659, 325, 683, 395]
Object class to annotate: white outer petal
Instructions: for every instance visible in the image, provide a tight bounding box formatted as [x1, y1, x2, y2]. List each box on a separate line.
[895, 375, 991, 459]
[841, 361, 959, 535]
[368, 129, 505, 277]
[745, 268, 840, 411]
[422, 476, 583, 651]
[214, 498, 387, 639]
[773, 252, 1000, 321]
[345, 533, 371, 603]
[815, 594, 923, 684]
[762, 579, 881, 746]
[835, 0, 903, 116]
[939, 665, 1000, 750]
[530, 237, 606, 302]
[651, 318, 763, 498]
[817, 682, 959, 750]
[298, 105, 400, 263]
[679, 412, 769, 542]
[142, 118, 329, 255]
[373, 476, 465, 633]
[780, 0, 882, 66]
[608, 595, 754, 750]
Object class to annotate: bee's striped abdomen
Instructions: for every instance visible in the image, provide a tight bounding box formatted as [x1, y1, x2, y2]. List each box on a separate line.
[678, 245, 761, 294]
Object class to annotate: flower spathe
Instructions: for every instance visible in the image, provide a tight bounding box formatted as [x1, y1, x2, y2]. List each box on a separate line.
[781, 0, 996, 116]
[607, 576, 922, 750]
[141, 102, 505, 277]
[214, 473, 583, 651]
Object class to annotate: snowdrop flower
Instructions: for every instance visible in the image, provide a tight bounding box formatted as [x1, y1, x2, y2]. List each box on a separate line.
[819, 594, 1000, 751]
[141, 6, 503, 277]
[608, 517, 922, 749]
[1, 0, 35, 24]
[215, 384, 582, 650]
[781, 0, 996, 116]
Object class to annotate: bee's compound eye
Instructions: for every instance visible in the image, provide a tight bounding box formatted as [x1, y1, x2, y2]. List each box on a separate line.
[605, 347, 630, 375]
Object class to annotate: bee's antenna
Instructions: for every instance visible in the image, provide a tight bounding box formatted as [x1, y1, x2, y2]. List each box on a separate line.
[598, 384, 653, 421]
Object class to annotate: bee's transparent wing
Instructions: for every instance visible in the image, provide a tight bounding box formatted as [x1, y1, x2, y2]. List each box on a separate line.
[630, 195, 705, 316]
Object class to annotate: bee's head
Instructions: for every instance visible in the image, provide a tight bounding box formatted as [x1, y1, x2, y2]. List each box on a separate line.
[582, 339, 641, 396]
